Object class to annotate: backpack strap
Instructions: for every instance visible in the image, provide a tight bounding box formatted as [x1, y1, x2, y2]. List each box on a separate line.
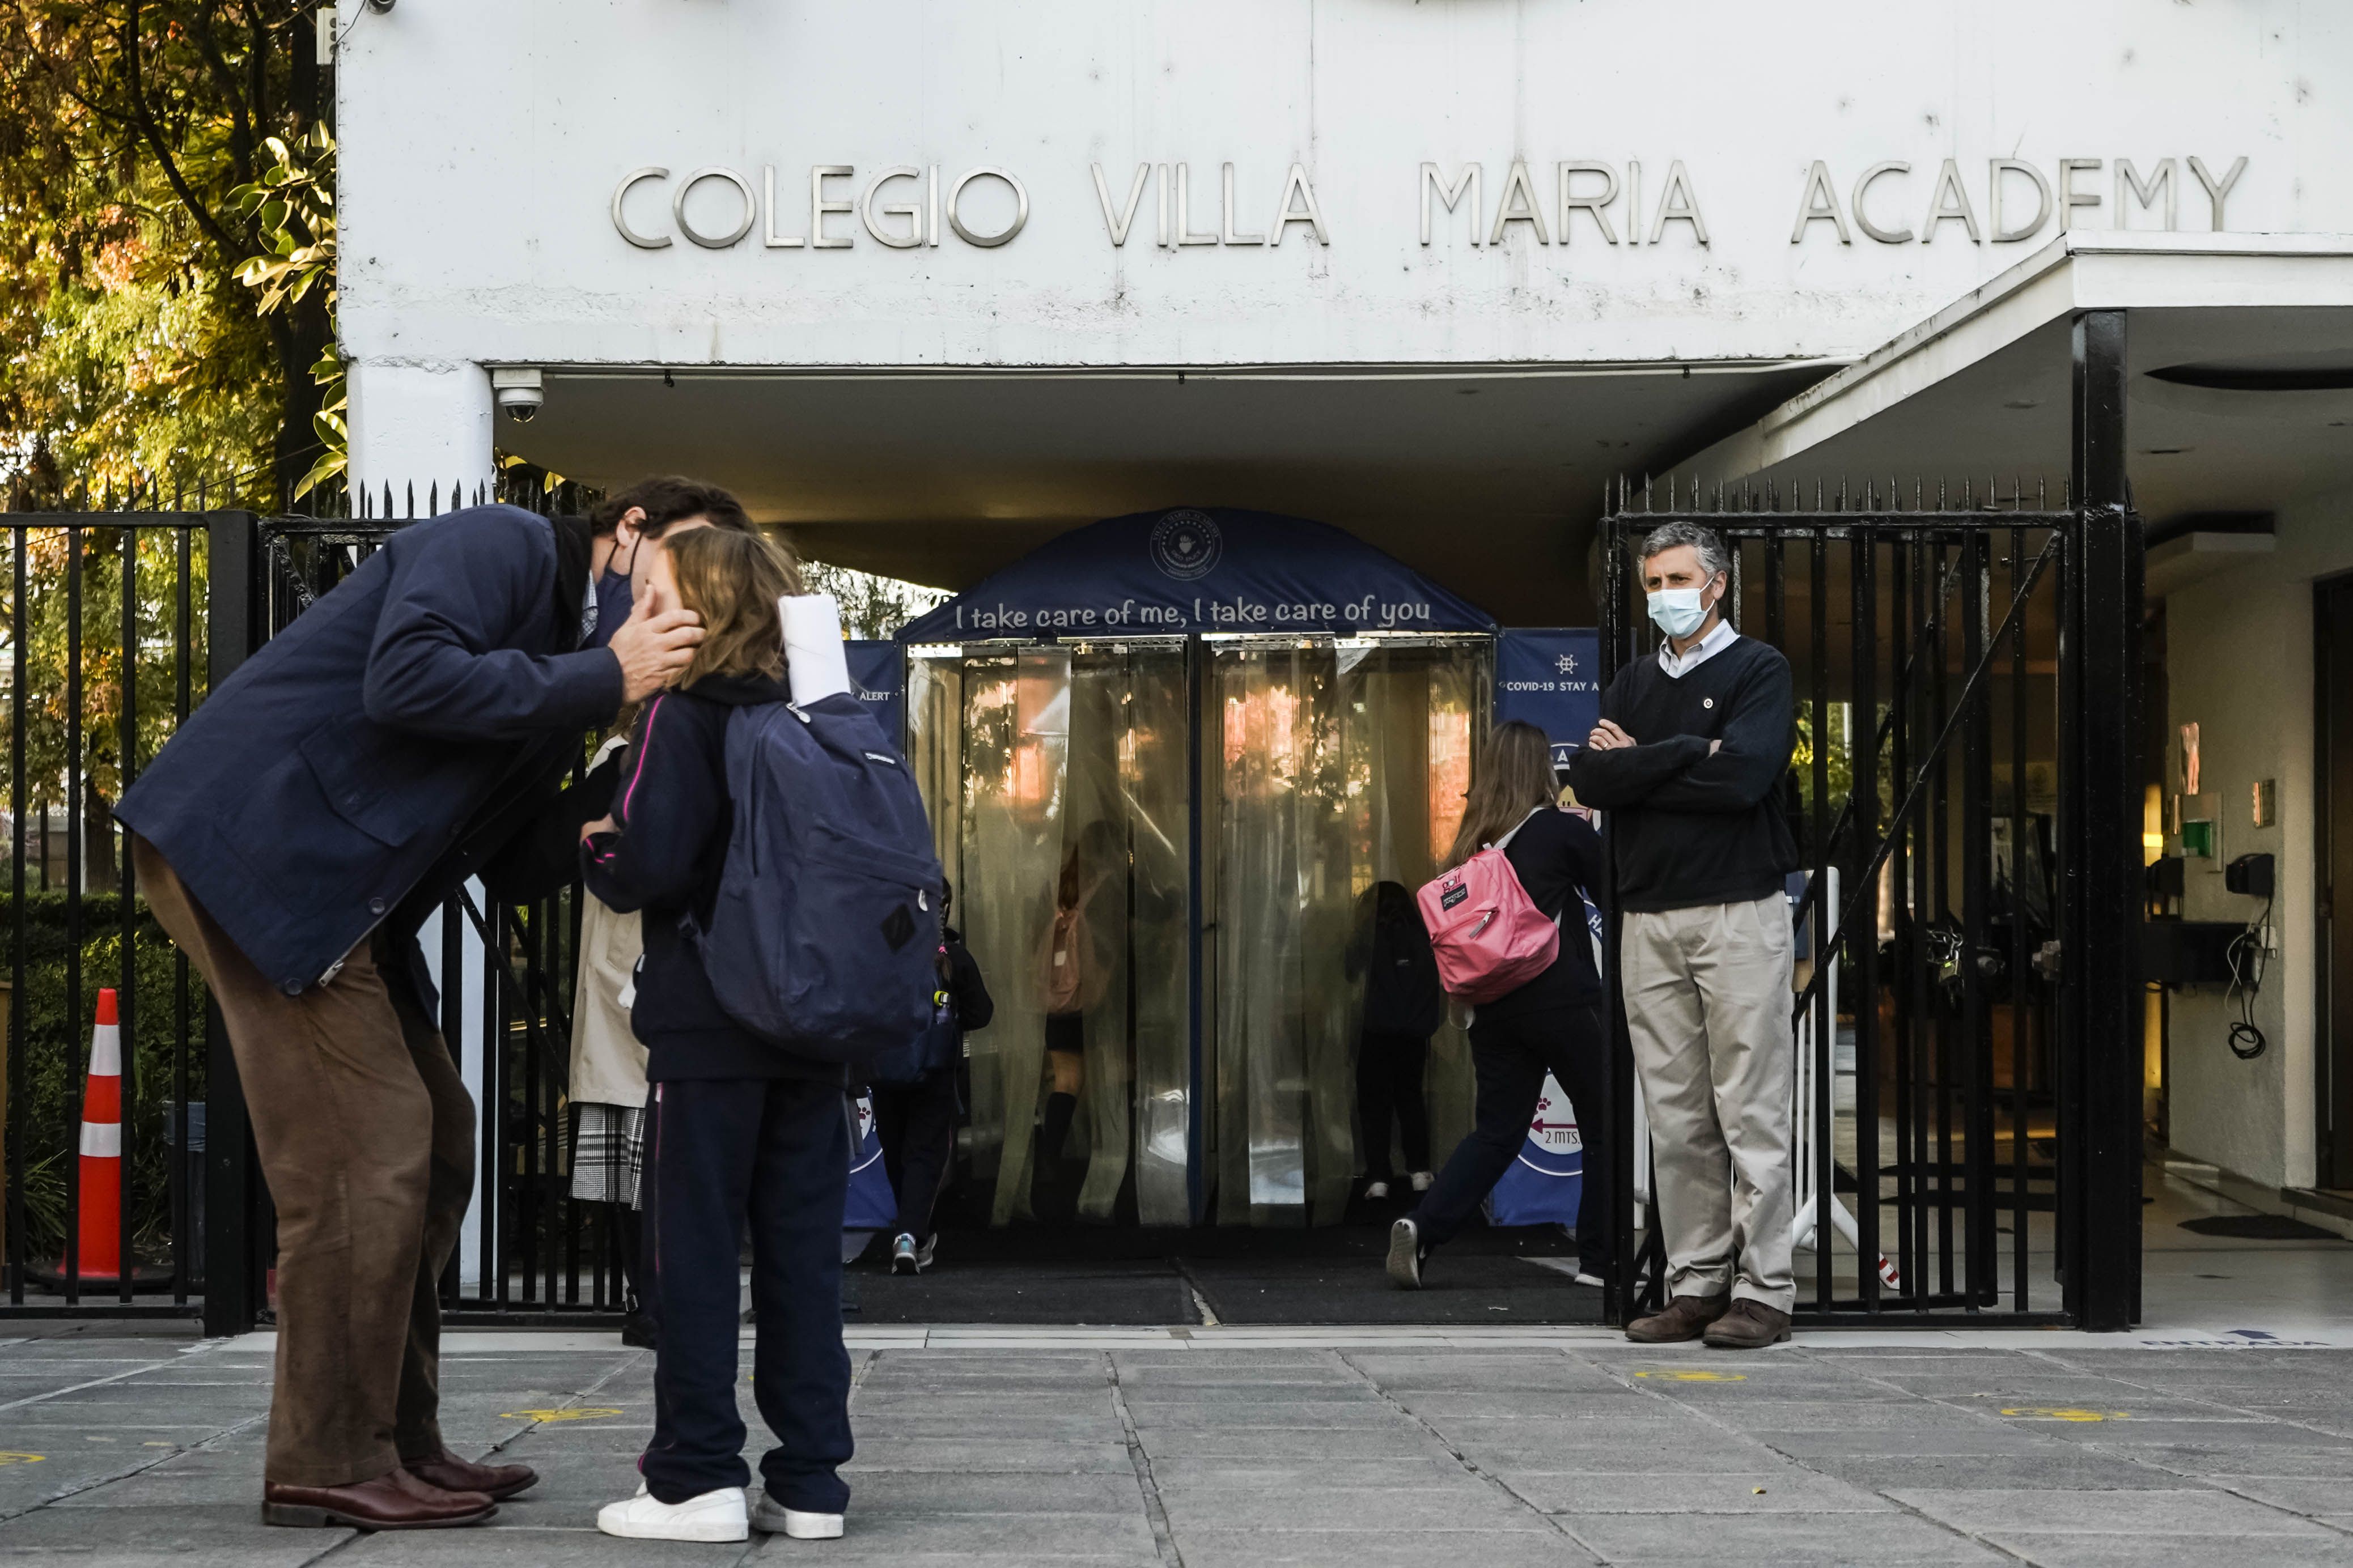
[1487, 806, 1550, 853]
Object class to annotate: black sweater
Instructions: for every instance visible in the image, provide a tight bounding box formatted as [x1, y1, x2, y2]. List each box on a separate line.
[580, 673, 845, 1086]
[1565, 635, 1798, 913]
[1479, 806, 1608, 1023]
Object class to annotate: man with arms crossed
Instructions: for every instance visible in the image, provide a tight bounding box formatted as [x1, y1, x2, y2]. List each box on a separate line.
[116, 478, 744, 1527]
[1567, 521, 1800, 1349]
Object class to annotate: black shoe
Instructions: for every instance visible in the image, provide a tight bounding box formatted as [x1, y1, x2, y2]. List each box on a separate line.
[621, 1311, 659, 1350]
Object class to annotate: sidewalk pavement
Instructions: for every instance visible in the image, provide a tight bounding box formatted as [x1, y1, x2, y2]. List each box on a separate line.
[2, 1324, 2351, 1567]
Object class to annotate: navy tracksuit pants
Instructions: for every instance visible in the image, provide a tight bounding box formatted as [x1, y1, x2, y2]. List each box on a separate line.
[640, 1077, 853, 1511]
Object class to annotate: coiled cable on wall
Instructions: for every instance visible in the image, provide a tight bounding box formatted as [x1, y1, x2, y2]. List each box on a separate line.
[2224, 894, 2273, 1061]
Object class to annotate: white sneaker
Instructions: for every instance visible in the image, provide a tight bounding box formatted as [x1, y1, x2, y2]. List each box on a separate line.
[597, 1484, 748, 1542]
[1409, 1170, 1434, 1192]
[1363, 1180, 1390, 1201]
[752, 1490, 845, 1538]
[1386, 1217, 1424, 1290]
[1573, 1272, 1606, 1288]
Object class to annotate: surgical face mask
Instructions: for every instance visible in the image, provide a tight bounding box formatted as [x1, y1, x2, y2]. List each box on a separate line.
[588, 568, 633, 649]
[1646, 585, 1713, 639]
[586, 533, 640, 649]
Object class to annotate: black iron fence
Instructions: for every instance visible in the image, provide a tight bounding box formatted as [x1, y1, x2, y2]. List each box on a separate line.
[1599, 475, 2143, 1329]
[3, 481, 629, 1328]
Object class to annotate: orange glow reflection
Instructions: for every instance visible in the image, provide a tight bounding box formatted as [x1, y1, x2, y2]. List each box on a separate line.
[1428, 706, 1471, 859]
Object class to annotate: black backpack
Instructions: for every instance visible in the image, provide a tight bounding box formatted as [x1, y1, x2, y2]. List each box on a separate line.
[1362, 883, 1445, 1038]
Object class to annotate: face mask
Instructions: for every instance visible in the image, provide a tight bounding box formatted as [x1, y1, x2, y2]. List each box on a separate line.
[1647, 586, 1712, 639]
[587, 568, 633, 650]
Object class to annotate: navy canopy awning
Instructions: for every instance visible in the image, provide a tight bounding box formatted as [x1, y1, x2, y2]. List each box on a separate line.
[898, 506, 1494, 643]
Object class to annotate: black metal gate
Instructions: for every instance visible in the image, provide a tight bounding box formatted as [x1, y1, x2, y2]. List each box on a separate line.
[0, 485, 626, 1331]
[1596, 476, 2144, 1329]
[210, 494, 627, 1331]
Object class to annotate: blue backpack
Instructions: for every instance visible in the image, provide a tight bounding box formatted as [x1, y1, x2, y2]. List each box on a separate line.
[691, 692, 944, 1067]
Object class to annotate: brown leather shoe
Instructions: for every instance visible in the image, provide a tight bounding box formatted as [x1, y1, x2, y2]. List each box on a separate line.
[405, 1447, 539, 1501]
[1625, 1292, 1732, 1344]
[262, 1466, 497, 1529]
[1703, 1299, 1793, 1349]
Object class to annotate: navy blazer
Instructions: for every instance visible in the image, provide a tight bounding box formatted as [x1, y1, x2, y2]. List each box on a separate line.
[116, 504, 625, 996]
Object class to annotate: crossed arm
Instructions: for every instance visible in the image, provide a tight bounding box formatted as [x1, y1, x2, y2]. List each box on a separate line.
[1565, 659, 1794, 813]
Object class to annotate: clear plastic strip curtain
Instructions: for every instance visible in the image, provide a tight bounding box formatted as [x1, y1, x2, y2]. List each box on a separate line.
[1208, 637, 1488, 1225]
[909, 644, 1192, 1226]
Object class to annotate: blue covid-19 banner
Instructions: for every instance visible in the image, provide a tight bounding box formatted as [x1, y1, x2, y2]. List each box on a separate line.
[845, 641, 906, 750]
[1494, 628, 1601, 772]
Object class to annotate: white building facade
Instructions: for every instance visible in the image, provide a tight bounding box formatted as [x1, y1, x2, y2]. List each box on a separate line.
[340, 0, 2353, 1230]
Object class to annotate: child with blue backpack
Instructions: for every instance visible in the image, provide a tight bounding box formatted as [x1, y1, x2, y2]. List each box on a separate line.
[869, 878, 993, 1274]
[579, 526, 854, 1545]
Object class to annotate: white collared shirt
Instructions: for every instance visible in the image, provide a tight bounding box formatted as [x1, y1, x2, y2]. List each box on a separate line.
[1657, 617, 1737, 679]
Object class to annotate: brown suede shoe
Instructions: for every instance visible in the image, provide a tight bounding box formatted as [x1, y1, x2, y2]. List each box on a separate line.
[405, 1447, 539, 1501]
[1703, 1299, 1793, 1349]
[1625, 1293, 1732, 1343]
[262, 1467, 497, 1529]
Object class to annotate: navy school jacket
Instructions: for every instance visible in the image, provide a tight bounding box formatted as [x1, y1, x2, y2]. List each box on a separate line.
[115, 505, 624, 997]
[580, 673, 846, 1087]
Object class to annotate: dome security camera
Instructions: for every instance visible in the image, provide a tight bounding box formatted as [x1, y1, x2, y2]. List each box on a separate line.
[491, 368, 544, 424]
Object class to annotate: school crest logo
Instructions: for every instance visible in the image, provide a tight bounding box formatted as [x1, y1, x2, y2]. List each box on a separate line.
[1148, 509, 1223, 581]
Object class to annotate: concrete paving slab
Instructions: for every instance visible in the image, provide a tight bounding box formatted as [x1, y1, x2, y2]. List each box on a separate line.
[1494, 1469, 1895, 1514]
[1797, 1452, 2195, 1490]
[1152, 1483, 1549, 1532]
[1548, 1508, 2008, 1564]
[1887, 1485, 2338, 1536]
[1975, 1533, 2353, 1567]
[1168, 1527, 1602, 1568]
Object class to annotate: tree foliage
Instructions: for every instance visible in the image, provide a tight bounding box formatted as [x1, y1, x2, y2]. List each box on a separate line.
[0, 1, 330, 508]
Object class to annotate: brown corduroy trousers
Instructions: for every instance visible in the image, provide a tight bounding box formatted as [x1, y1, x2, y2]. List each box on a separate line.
[133, 836, 474, 1488]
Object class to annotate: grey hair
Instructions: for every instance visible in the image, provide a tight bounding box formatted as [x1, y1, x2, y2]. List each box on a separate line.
[1636, 520, 1731, 581]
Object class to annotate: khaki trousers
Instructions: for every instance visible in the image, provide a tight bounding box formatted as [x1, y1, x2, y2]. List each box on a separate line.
[134, 838, 474, 1487]
[1621, 893, 1796, 1313]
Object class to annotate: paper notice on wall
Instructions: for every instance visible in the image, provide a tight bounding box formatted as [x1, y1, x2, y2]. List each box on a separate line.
[782, 594, 852, 704]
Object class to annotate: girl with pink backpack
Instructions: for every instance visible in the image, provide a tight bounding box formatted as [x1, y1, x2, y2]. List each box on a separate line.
[1390, 721, 1614, 1290]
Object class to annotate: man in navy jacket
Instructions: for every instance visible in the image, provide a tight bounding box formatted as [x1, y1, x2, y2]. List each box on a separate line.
[116, 478, 739, 1529]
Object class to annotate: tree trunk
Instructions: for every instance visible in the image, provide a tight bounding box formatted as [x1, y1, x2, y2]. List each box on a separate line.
[83, 776, 118, 894]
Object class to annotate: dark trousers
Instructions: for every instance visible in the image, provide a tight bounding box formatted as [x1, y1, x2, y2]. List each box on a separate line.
[135, 837, 472, 1488]
[1356, 1030, 1432, 1180]
[1411, 1004, 1613, 1276]
[642, 1077, 853, 1511]
[871, 1069, 959, 1244]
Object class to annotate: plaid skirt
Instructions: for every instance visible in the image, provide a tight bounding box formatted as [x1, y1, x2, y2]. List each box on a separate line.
[569, 1102, 647, 1209]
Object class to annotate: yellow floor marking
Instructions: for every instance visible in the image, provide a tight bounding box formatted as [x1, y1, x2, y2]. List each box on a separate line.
[0, 1453, 45, 1466]
[1999, 1407, 2129, 1422]
[500, 1406, 624, 1423]
[1634, 1370, 1748, 1382]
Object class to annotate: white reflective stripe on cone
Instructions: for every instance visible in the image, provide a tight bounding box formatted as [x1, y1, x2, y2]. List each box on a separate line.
[78, 1122, 122, 1158]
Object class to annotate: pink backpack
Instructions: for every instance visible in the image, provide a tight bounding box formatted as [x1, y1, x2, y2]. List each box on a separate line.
[1416, 811, 1561, 1004]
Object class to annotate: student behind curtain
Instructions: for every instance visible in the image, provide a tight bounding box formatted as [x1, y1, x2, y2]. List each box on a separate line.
[1351, 880, 1441, 1203]
[582, 528, 854, 1545]
[873, 879, 993, 1274]
[1389, 720, 1615, 1290]
[1032, 831, 1114, 1213]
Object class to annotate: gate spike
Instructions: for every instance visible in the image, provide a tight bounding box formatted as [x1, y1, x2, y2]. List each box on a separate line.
[1643, 473, 1654, 513]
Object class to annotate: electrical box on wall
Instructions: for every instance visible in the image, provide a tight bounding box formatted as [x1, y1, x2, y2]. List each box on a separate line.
[2226, 853, 2275, 899]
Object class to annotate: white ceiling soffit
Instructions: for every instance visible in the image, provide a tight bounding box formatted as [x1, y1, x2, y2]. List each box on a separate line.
[1679, 232, 2353, 495]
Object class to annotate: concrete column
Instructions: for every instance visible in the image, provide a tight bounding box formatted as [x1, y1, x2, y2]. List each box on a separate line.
[346, 359, 495, 511]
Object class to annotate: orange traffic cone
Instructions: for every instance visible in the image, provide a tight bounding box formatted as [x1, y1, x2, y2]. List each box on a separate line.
[74, 989, 123, 1281]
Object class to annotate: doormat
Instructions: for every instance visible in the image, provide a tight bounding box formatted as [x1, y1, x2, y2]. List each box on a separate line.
[843, 1225, 1606, 1327]
[2179, 1214, 2344, 1242]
